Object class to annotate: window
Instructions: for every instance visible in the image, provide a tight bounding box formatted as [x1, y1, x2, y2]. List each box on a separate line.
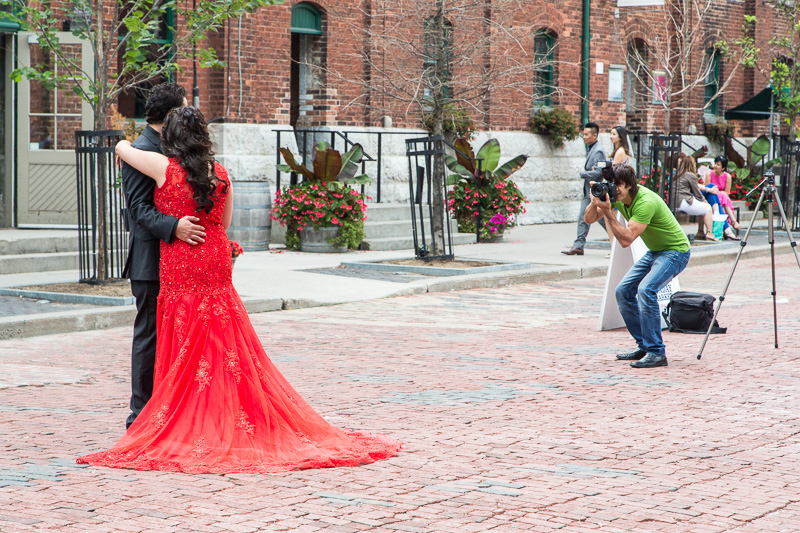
[533, 31, 555, 107]
[608, 65, 624, 102]
[423, 17, 452, 101]
[704, 49, 720, 116]
[29, 44, 83, 151]
[652, 70, 667, 104]
[626, 39, 648, 112]
[116, 8, 175, 119]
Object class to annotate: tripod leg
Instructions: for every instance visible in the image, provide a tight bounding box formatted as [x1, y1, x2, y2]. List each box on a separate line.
[768, 192, 778, 348]
[697, 188, 768, 359]
[771, 190, 800, 270]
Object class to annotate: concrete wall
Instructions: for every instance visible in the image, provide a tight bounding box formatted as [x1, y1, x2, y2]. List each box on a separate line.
[210, 122, 751, 234]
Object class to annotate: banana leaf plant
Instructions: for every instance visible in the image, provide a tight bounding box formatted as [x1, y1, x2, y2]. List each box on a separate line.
[278, 140, 372, 190]
[444, 138, 529, 238]
[445, 138, 528, 187]
[725, 134, 784, 183]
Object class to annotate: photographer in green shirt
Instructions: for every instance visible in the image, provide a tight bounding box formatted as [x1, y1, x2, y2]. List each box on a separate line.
[585, 164, 690, 368]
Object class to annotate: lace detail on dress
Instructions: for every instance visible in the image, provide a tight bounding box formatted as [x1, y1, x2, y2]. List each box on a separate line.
[224, 348, 242, 384]
[152, 403, 170, 429]
[195, 358, 212, 392]
[191, 436, 211, 458]
[235, 408, 255, 437]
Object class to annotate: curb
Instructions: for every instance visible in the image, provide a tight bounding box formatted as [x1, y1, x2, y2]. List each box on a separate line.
[0, 242, 794, 341]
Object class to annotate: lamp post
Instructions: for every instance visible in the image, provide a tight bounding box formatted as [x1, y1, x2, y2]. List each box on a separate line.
[192, 0, 200, 107]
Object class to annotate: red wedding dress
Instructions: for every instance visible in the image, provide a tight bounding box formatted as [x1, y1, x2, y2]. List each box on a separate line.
[78, 159, 401, 474]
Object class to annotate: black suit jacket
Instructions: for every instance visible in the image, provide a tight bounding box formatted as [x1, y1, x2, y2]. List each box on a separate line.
[121, 125, 179, 281]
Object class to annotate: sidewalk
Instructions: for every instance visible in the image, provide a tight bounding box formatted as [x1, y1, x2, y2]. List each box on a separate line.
[0, 251, 799, 531]
[0, 221, 795, 340]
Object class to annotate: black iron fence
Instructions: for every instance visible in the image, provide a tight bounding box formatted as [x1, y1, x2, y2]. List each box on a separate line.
[274, 129, 426, 203]
[777, 137, 800, 230]
[75, 130, 127, 282]
[404, 135, 455, 260]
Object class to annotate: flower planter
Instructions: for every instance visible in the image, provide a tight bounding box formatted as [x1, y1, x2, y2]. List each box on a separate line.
[299, 226, 347, 253]
[478, 232, 505, 243]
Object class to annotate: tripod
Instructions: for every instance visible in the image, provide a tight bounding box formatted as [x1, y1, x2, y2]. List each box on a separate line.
[697, 171, 800, 359]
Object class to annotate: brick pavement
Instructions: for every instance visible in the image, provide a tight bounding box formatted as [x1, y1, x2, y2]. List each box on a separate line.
[0, 254, 799, 532]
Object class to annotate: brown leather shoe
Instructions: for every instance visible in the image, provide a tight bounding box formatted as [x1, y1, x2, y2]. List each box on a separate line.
[561, 248, 584, 256]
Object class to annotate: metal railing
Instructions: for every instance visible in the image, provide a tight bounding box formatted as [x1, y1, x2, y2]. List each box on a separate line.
[274, 129, 426, 203]
[404, 136, 483, 260]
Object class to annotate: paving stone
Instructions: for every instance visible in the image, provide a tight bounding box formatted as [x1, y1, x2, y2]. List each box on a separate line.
[0, 255, 799, 531]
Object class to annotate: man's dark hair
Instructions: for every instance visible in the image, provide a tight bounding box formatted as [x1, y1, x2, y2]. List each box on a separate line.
[144, 83, 187, 124]
[611, 164, 639, 196]
[584, 122, 600, 135]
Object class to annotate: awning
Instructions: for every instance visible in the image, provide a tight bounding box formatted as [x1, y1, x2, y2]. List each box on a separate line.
[724, 87, 782, 121]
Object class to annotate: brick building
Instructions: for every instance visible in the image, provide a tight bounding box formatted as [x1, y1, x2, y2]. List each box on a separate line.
[0, 0, 793, 230]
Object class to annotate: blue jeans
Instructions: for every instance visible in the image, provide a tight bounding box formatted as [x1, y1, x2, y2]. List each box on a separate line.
[615, 250, 691, 356]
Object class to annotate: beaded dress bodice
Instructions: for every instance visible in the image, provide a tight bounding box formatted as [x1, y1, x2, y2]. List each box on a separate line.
[154, 159, 231, 298]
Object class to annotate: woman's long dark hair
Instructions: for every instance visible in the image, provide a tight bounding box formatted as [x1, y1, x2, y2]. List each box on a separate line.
[162, 106, 227, 213]
[612, 125, 632, 157]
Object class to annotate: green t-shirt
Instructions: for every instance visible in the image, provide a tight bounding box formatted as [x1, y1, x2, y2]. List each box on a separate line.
[612, 186, 690, 252]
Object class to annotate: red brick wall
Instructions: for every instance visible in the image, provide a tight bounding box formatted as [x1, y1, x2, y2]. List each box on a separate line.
[82, 0, 794, 134]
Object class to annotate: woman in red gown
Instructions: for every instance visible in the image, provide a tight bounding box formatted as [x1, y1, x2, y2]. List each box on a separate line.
[77, 107, 401, 474]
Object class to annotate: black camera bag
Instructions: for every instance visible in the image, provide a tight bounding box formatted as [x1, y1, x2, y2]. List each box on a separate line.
[662, 291, 727, 334]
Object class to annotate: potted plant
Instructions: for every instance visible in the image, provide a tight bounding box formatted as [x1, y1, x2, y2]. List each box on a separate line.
[530, 107, 580, 149]
[422, 102, 477, 141]
[445, 138, 528, 242]
[272, 141, 371, 252]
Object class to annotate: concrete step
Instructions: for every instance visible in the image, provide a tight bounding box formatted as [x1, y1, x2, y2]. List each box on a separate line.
[0, 251, 79, 275]
[364, 219, 461, 239]
[362, 232, 477, 251]
[366, 203, 446, 222]
[0, 230, 80, 255]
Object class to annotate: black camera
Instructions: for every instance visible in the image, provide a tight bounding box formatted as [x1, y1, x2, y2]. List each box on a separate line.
[590, 160, 616, 202]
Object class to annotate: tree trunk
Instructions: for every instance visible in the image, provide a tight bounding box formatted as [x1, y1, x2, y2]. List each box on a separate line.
[93, 0, 108, 282]
[430, 0, 446, 256]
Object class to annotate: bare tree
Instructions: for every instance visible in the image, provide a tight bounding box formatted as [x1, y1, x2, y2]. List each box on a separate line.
[617, 0, 754, 133]
[327, 0, 569, 254]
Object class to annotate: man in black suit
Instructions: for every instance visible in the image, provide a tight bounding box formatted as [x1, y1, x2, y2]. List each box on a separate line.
[121, 83, 206, 428]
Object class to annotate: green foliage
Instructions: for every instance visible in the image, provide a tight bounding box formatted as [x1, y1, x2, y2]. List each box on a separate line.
[0, 0, 285, 129]
[422, 103, 477, 140]
[277, 141, 372, 191]
[736, 6, 800, 137]
[704, 121, 736, 145]
[726, 135, 784, 207]
[445, 138, 528, 238]
[530, 107, 579, 149]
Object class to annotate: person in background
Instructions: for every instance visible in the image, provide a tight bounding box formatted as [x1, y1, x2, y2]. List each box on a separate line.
[675, 154, 718, 242]
[562, 122, 607, 256]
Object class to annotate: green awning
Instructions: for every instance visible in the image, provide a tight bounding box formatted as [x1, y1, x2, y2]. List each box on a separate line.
[724, 87, 781, 121]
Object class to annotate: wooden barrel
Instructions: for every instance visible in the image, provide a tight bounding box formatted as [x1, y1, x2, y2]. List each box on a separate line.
[226, 181, 272, 251]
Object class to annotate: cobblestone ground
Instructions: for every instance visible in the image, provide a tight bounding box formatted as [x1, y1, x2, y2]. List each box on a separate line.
[0, 254, 799, 532]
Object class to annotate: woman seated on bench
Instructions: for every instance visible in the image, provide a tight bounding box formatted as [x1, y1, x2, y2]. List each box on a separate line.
[705, 155, 741, 231]
[676, 154, 719, 242]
